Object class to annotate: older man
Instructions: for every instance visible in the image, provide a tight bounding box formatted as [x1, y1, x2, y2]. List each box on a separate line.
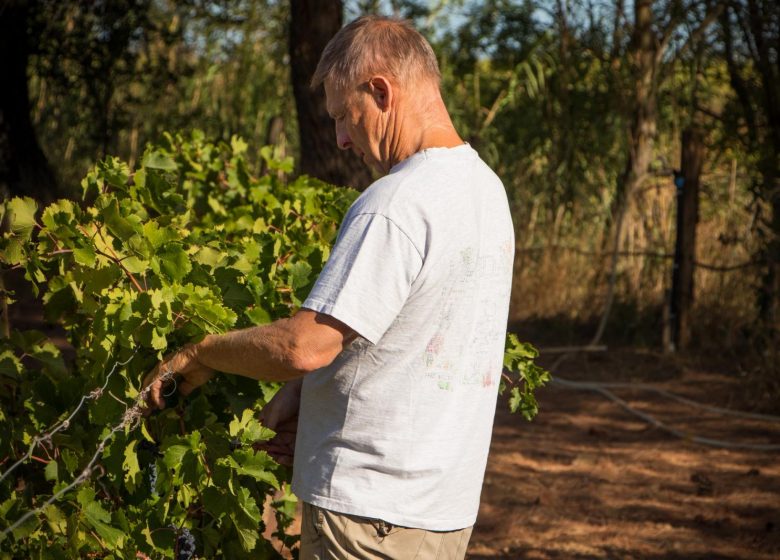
[144, 15, 514, 560]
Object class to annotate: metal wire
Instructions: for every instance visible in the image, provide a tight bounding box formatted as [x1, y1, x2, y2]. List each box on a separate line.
[0, 349, 139, 486]
[0, 367, 174, 541]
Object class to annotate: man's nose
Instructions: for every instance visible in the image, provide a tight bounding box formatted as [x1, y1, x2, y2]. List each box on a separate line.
[336, 123, 351, 150]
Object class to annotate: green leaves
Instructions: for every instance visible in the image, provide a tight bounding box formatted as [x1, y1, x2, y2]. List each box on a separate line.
[502, 333, 551, 420]
[153, 244, 192, 282]
[224, 450, 278, 488]
[142, 150, 178, 172]
[77, 488, 126, 549]
[96, 195, 143, 241]
[231, 487, 263, 551]
[5, 197, 38, 239]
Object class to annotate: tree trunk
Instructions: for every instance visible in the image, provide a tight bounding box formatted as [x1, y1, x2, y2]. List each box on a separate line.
[761, 194, 780, 348]
[756, 134, 779, 347]
[722, 0, 780, 348]
[747, 0, 780, 347]
[614, 0, 657, 216]
[289, 0, 373, 190]
[0, 0, 58, 201]
[670, 127, 704, 351]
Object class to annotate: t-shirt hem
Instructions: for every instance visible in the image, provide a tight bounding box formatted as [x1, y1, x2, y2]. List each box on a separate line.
[302, 299, 383, 344]
[294, 490, 476, 532]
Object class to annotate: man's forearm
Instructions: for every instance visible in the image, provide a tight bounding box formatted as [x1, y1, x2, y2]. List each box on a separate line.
[195, 318, 309, 382]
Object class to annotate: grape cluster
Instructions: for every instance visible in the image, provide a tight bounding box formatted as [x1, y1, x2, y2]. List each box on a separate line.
[137, 440, 161, 496]
[137, 440, 158, 453]
[175, 527, 197, 560]
[146, 463, 158, 496]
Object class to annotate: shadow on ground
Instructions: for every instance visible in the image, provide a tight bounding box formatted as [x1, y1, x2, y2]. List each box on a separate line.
[468, 335, 780, 559]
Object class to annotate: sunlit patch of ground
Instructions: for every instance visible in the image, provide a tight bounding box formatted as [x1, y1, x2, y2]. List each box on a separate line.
[468, 351, 780, 559]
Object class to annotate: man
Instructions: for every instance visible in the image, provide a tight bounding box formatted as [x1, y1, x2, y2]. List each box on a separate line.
[143, 15, 514, 560]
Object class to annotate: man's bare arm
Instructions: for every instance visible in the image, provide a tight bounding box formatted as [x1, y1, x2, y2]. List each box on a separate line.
[142, 310, 355, 411]
[197, 310, 355, 380]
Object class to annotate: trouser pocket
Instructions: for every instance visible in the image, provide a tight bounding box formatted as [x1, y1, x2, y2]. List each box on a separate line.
[300, 502, 325, 559]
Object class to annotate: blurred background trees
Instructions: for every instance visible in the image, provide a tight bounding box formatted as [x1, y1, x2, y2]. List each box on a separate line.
[1, 0, 778, 397]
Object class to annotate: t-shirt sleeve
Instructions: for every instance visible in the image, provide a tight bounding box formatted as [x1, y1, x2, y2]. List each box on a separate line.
[302, 212, 423, 344]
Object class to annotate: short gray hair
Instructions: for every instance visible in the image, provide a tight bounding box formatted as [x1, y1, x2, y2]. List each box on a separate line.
[311, 15, 441, 91]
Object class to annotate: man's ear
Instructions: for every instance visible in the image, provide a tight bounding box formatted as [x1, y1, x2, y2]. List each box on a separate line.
[367, 76, 393, 112]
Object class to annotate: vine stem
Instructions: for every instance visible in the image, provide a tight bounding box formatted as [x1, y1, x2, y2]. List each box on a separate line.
[0, 350, 138, 486]
[93, 247, 145, 294]
[0, 368, 174, 541]
[78, 223, 145, 293]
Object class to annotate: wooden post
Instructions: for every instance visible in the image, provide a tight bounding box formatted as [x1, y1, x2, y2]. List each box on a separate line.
[662, 287, 673, 353]
[670, 127, 704, 351]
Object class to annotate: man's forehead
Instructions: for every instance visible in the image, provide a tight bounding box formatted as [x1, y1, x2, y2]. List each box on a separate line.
[325, 94, 339, 115]
[324, 81, 346, 116]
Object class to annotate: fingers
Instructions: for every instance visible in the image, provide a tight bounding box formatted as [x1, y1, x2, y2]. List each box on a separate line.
[258, 385, 302, 430]
[141, 345, 212, 416]
[259, 407, 280, 430]
[140, 360, 177, 415]
[260, 403, 299, 431]
[179, 379, 196, 396]
[140, 365, 161, 415]
[152, 377, 165, 409]
[254, 444, 293, 466]
[253, 414, 298, 466]
[255, 434, 296, 467]
[268, 451, 294, 467]
[141, 377, 164, 417]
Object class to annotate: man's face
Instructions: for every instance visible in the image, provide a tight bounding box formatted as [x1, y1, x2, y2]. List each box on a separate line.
[324, 80, 383, 173]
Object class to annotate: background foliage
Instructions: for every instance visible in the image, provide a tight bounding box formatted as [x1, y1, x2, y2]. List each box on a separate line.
[5, 1, 774, 357]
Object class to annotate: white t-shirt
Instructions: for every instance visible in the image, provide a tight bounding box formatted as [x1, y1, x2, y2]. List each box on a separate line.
[292, 143, 514, 531]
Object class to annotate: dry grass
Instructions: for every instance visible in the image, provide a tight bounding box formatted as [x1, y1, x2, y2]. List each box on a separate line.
[509, 168, 761, 351]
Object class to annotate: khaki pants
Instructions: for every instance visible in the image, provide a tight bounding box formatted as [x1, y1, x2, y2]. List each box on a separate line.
[300, 502, 473, 560]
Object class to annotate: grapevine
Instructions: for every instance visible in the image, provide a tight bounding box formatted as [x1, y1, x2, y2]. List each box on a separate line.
[0, 131, 547, 558]
[0, 368, 173, 542]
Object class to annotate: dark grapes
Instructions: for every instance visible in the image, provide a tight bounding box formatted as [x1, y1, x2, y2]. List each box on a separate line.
[137, 440, 158, 454]
[174, 527, 197, 560]
[147, 462, 158, 496]
[137, 440, 161, 497]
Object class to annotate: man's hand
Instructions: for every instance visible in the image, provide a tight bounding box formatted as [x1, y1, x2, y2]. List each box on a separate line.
[141, 344, 215, 414]
[257, 378, 303, 467]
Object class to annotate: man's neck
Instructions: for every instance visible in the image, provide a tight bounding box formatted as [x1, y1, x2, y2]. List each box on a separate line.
[381, 103, 463, 173]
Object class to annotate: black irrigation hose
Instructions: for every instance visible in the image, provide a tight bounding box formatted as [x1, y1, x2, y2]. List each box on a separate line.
[556, 378, 780, 423]
[549, 375, 780, 451]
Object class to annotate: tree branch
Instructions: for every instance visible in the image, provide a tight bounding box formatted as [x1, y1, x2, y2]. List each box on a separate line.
[658, 1, 724, 69]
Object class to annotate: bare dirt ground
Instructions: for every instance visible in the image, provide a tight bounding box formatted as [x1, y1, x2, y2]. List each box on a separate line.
[469, 349, 780, 560]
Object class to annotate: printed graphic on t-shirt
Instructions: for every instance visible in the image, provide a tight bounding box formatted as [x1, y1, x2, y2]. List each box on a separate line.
[422, 237, 513, 391]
